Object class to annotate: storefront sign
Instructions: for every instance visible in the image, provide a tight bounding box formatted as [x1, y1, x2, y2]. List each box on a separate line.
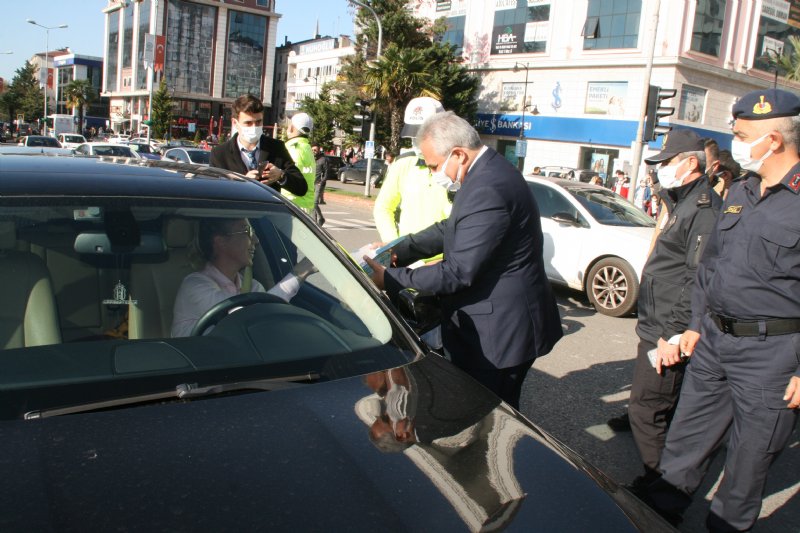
[585, 82, 627, 115]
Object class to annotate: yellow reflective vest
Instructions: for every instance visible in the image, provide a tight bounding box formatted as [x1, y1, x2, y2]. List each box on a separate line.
[283, 136, 315, 211]
[373, 153, 451, 256]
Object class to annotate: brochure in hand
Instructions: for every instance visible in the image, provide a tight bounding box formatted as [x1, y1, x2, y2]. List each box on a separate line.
[353, 236, 405, 275]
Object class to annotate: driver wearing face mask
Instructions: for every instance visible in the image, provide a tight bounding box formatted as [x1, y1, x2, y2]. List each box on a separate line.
[620, 129, 723, 494]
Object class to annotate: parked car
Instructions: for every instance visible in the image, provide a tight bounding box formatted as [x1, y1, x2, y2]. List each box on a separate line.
[107, 134, 131, 144]
[56, 133, 88, 150]
[127, 141, 162, 160]
[0, 154, 672, 532]
[163, 147, 211, 165]
[159, 139, 197, 155]
[73, 142, 141, 159]
[338, 158, 387, 185]
[525, 176, 655, 317]
[0, 145, 73, 156]
[16, 135, 62, 148]
[536, 166, 601, 183]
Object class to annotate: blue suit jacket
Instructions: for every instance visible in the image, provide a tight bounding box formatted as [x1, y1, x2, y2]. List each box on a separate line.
[385, 148, 562, 369]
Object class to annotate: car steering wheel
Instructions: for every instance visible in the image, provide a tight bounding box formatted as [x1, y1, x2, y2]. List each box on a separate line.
[191, 292, 287, 336]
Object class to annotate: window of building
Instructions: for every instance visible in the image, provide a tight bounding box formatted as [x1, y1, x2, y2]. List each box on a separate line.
[679, 85, 706, 123]
[583, 0, 641, 50]
[690, 0, 727, 56]
[137, 0, 152, 90]
[442, 15, 466, 54]
[165, 0, 216, 95]
[256, 0, 269, 7]
[224, 11, 268, 98]
[752, 2, 799, 73]
[491, 0, 551, 55]
[122, 2, 135, 69]
[106, 10, 120, 92]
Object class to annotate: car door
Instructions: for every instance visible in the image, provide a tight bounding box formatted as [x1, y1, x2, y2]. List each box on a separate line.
[527, 182, 588, 288]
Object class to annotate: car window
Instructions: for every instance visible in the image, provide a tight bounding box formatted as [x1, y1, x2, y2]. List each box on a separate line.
[64, 135, 85, 144]
[527, 182, 580, 221]
[75, 144, 90, 155]
[94, 146, 135, 157]
[0, 198, 410, 418]
[568, 187, 655, 227]
[188, 151, 210, 164]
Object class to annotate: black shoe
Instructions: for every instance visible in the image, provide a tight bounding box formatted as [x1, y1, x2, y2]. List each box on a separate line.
[319, 200, 326, 205]
[625, 468, 661, 499]
[607, 412, 631, 431]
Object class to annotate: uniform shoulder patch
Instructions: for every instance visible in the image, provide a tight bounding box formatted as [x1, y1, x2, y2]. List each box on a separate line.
[789, 174, 800, 192]
[724, 205, 742, 214]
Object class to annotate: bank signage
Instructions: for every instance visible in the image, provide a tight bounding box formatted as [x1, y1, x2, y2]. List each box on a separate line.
[474, 113, 533, 136]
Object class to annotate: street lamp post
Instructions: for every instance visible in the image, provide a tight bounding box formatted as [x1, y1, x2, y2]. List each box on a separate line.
[348, 0, 382, 197]
[513, 62, 532, 172]
[303, 74, 319, 98]
[27, 20, 68, 136]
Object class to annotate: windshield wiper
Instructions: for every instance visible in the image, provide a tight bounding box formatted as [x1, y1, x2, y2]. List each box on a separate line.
[23, 372, 320, 419]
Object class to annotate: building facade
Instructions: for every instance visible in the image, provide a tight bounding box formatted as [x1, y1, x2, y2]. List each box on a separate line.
[271, 34, 355, 124]
[411, 0, 800, 176]
[102, 0, 279, 137]
[53, 52, 109, 128]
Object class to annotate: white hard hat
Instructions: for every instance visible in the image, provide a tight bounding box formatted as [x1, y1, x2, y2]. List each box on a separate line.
[401, 97, 444, 138]
[290, 112, 314, 134]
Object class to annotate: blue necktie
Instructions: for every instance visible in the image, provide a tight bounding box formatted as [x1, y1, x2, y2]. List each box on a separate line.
[242, 148, 258, 170]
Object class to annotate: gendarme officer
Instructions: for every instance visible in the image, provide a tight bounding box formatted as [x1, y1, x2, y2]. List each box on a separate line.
[644, 89, 800, 531]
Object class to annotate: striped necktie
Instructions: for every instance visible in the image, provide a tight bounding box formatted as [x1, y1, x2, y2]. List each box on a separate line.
[241, 147, 258, 170]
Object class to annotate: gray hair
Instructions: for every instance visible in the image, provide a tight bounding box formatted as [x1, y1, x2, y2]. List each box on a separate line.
[776, 115, 800, 149]
[678, 150, 706, 170]
[415, 111, 481, 157]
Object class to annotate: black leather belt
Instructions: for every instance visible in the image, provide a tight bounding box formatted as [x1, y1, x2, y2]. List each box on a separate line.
[710, 313, 800, 337]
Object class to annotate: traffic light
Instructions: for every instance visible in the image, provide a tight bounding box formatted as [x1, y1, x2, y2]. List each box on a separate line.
[643, 85, 677, 142]
[353, 100, 372, 140]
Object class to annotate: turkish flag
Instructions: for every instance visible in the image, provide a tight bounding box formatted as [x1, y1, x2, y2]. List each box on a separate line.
[47, 68, 53, 89]
[154, 35, 166, 72]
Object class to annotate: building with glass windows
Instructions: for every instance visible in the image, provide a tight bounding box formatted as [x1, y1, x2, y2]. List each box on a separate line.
[412, 0, 800, 177]
[102, 0, 278, 137]
[53, 52, 109, 129]
[271, 35, 355, 125]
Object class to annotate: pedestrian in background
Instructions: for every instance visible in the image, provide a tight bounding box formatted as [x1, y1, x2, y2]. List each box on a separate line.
[312, 145, 329, 226]
[644, 88, 800, 531]
[364, 111, 562, 408]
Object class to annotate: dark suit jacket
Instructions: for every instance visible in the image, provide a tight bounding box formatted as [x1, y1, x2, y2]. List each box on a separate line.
[210, 133, 308, 197]
[385, 147, 562, 369]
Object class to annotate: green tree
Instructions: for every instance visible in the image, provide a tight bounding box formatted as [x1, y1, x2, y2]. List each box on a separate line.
[63, 79, 97, 134]
[150, 78, 173, 139]
[298, 81, 360, 149]
[767, 36, 800, 81]
[0, 61, 44, 132]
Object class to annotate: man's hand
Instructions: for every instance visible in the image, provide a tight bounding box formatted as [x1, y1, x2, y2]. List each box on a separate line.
[680, 329, 701, 356]
[784, 376, 800, 409]
[655, 337, 682, 375]
[363, 255, 386, 290]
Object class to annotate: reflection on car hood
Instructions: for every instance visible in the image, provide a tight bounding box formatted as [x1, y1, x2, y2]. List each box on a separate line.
[0, 355, 670, 531]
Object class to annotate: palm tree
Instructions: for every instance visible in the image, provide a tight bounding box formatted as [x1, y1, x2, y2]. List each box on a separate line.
[64, 79, 97, 135]
[766, 36, 800, 82]
[361, 44, 437, 154]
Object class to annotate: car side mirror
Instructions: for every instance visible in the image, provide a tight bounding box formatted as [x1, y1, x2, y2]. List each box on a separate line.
[396, 288, 441, 335]
[551, 212, 582, 226]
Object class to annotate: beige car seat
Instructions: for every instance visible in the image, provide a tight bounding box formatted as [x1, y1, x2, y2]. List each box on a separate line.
[0, 221, 62, 348]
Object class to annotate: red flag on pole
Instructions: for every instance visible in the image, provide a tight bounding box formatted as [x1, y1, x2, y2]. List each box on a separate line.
[154, 35, 166, 72]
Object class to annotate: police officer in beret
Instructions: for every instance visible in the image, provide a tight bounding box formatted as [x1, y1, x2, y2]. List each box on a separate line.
[644, 88, 800, 531]
[625, 129, 722, 493]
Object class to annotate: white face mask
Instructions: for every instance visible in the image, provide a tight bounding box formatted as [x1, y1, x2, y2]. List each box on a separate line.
[657, 159, 692, 189]
[731, 133, 772, 173]
[431, 150, 455, 188]
[237, 123, 262, 144]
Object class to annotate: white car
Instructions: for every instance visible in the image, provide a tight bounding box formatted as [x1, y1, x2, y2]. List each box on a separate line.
[56, 133, 87, 150]
[73, 142, 142, 159]
[525, 176, 655, 317]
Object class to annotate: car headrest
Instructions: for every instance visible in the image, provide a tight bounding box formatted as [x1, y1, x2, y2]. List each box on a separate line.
[164, 219, 196, 248]
[0, 221, 16, 250]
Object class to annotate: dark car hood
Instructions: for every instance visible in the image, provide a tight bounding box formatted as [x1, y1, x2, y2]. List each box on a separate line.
[0, 355, 670, 532]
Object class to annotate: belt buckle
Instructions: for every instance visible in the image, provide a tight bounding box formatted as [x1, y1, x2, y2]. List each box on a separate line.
[719, 315, 734, 334]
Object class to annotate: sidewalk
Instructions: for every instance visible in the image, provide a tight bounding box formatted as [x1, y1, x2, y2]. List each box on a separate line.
[324, 184, 376, 208]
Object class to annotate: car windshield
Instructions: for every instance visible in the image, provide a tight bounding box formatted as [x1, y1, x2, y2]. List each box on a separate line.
[63, 135, 85, 143]
[0, 198, 412, 419]
[29, 137, 61, 147]
[188, 151, 210, 164]
[567, 186, 655, 227]
[129, 144, 152, 153]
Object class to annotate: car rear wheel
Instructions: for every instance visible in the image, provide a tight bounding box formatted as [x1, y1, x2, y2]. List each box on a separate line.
[339, 171, 347, 183]
[586, 257, 638, 317]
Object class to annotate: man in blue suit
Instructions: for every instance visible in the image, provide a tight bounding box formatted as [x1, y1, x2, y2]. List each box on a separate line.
[365, 111, 562, 408]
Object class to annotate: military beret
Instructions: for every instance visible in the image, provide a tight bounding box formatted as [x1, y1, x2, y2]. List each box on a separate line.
[732, 88, 800, 120]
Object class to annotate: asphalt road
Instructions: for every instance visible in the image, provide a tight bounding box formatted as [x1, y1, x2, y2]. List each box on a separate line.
[321, 187, 800, 532]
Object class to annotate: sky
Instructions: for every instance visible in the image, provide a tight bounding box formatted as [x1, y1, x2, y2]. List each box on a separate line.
[0, 0, 354, 82]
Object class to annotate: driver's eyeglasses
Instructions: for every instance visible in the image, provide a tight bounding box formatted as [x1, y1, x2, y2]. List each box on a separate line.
[226, 226, 256, 239]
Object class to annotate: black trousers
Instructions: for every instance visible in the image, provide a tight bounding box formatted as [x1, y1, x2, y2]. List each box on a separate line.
[628, 338, 686, 471]
[460, 360, 533, 410]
